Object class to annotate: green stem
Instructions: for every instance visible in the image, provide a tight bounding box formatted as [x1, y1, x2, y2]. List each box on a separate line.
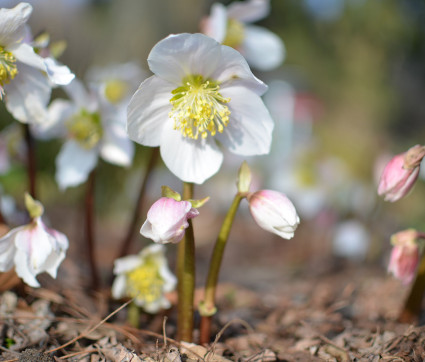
[399, 252, 425, 323]
[199, 192, 244, 344]
[176, 182, 195, 342]
[127, 302, 140, 328]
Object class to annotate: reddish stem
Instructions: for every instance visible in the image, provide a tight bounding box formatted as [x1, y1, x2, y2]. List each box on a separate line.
[24, 124, 36, 198]
[117, 147, 159, 258]
[85, 170, 100, 290]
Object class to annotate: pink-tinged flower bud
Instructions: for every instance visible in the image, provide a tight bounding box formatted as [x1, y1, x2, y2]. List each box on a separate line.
[247, 190, 300, 239]
[378, 145, 425, 202]
[141, 197, 199, 244]
[388, 229, 421, 285]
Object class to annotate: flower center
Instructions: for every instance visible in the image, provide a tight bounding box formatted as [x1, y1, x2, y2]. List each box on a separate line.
[66, 109, 103, 149]
[104, 79, 129, 104]
[0, 46, 18, 86]
[126, 259, 164, 304]
[169, 75, 230, 140]
[223, 19, 245, 48]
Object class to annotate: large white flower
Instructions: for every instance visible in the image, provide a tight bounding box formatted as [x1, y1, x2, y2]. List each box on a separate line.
[201, 0, 285, 71]
[112, 244, 177, 314]
[127, 33, 273, 184]
[33, 77, 134, 190]
[0, 193, 69, 287]
[0, 3, 73, 123]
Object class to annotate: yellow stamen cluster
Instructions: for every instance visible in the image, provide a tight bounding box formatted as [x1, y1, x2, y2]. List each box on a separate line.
[0, 46, 18, 86]
[223, 19, 245, 49]
[104, 79, 129, 104]
[126, 259, 164, 304]
[169, 75, 231, 140]
[66, 109, 103, 149]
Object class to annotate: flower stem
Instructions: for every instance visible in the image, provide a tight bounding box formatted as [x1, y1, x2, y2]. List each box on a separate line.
[176, 182, 195, 342]
[399, 251, 425, 323]
[116, 147, 159, 259]
[199, 192, 244, 344]
[127, 302, 140, 328]
[85, 170, 100, 291]
[23, 124, 36, 198]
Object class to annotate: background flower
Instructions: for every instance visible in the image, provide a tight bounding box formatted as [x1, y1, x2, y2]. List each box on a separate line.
[112, 244, 177, 313]
[201, 0, 285, 71]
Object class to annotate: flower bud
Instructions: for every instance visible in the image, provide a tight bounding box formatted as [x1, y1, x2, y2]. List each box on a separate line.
[141, 197, 199, 244]
[247, 190, 300, 239]
[378, 145, 425, 202]
[388, 229, 421, 285]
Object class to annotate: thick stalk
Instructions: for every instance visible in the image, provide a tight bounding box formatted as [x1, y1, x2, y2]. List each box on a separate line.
[23, 124, 36, 198]
[85, 170, 100, 291]
[399, 251, 425, 323]
[117, 147, 159, 259]
[176, 182, 195, 342]
[199, 193, 244, 344]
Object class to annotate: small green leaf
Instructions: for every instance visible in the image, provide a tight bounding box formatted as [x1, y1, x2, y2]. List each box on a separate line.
[161, 186, 181, 201]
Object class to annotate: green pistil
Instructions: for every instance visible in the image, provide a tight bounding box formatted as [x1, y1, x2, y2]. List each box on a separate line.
[169, 75, 231, 140]
[66, 109, 103, 149]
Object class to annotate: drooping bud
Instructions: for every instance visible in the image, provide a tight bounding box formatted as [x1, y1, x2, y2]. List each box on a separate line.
[247, 190, 300, 239]
[388, 229, 422, 285]
[378, 145, 425, 202]
[141, 197, 199, 244]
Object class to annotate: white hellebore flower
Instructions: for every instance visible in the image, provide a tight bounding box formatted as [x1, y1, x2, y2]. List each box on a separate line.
[0, 3, 74, 123]
[34, 78, 134, 190]
[247, 189, 300, 239]
[0, 193, 69, 287]
[201, 0, 285, 71]
[141, 197, 199, 244]
[128, 33, 274, 184]
[112, 244, 177, 313]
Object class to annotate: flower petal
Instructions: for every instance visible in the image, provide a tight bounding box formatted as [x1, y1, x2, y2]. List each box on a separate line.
[202, 3, 227, 43]
[113, 255, 142, 275]
[0, 227, 21, 272]
[100, 120, 134, 166]
[111, 274, 127, 299]
[44, 58, 75, 85]
[217, 85, 273, 156]
[31, 99, 73, 140]
[4, 63, 51, 124]
[127, 75, 173, 147]
[241, 25, 285, 71]
[211, 45, 268, 95]
[160, 120, 224, 184]
[14, 248, 40, 287]
[227, 0, 270, 23]
[11, 43, 46, 71]
[55, 140, 98, 190]
[0, 3, 32, 47]
[148, 33, 222, 84]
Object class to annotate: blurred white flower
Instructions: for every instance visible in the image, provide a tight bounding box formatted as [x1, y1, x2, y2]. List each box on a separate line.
[201, 0, 285, 71]
[128, 33, 273, 184]
[0, 3, 73, 123]
[33, 78, 134, 190]
[112, 244, 177, 313]
[0, 193, 69, 287]
[86, 62, 146, 106]
[247, 189, 300, 239]
[141, 197, 199, 244]
[332, 219, 370, 261]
